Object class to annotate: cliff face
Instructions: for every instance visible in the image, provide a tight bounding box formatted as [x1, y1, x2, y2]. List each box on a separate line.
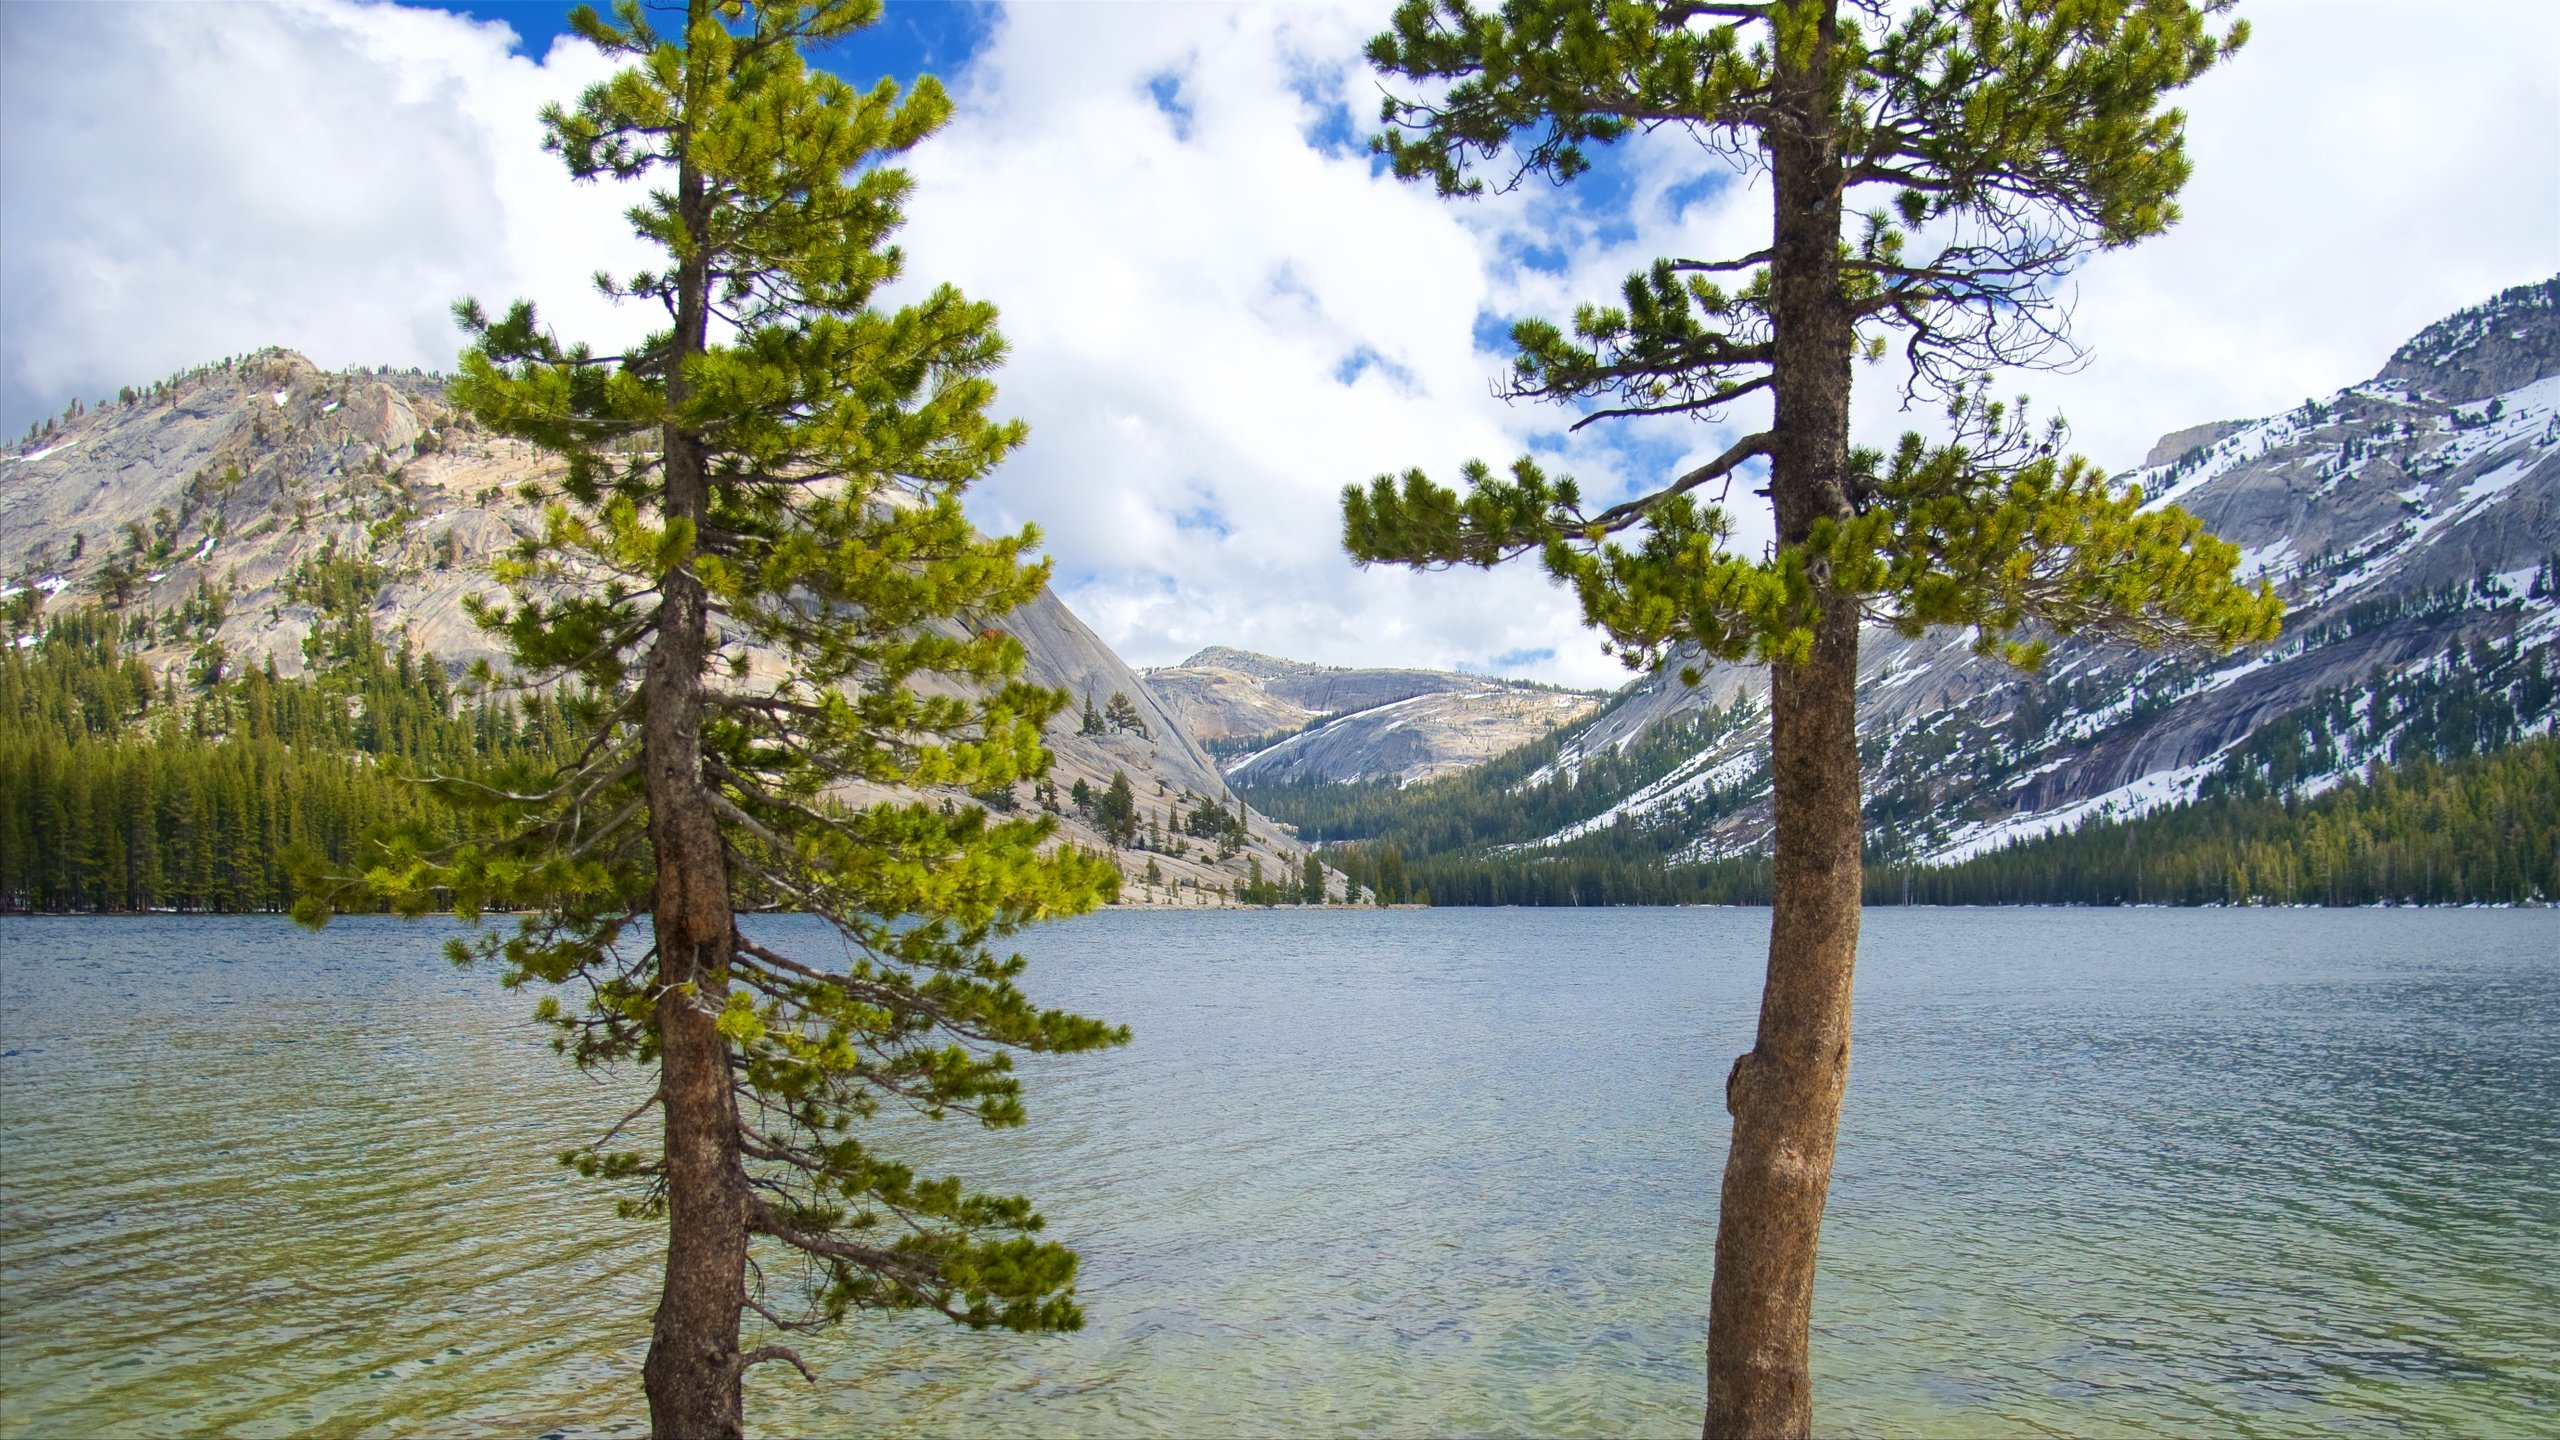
[0, 352, 1325, 904]
[1141, 646, 1603, 785]
[1333, 276, 2560, 865]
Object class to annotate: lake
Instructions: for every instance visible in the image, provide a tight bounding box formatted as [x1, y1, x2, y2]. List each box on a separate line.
[1, 909, 2553, 1437]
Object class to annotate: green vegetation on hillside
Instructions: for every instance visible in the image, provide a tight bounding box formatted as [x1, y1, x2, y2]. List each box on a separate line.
[2200, 624, 2555, 802]
[1878, 736, 2559, 906]
[1330, 840, 1772, 908]
[0, 606, 571, 912]
[1263, 600, 2557, 908]
[1319, 734, 2558, 908]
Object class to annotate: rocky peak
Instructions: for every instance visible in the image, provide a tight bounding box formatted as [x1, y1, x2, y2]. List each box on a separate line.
[2379, 274, 2560, 403]
[2142, 419, 2248, 470]
[1145, 647, 1603, 784]
[1175, 644, 1278, 673]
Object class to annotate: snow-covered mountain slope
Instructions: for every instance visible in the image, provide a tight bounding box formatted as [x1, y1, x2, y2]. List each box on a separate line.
[1339, 275, 2560, 866]
[0, 350, 1323, 902]
[1142, 646, 1602, 785]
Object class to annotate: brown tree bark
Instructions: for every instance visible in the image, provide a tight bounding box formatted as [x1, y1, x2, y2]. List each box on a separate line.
[639, 59, 755, 1436]
[1704, 3, 1864, 1435]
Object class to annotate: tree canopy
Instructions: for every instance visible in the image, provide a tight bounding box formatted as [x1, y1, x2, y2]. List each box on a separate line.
[1345, 0, 2280, 672]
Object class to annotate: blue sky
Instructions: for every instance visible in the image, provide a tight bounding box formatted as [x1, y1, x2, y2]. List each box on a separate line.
[409, 0, 997, 81]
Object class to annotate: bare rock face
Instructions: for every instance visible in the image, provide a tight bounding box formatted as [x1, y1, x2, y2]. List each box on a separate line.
[2380, 277, 2560, 403]
[0, 348, 1329, 905]
[0, 352, 485, 673]
[2143, 419, 2248, 470]
[348, 382, 423, 451]
[1142, 646, 1604, 784]
[1223, 687, 1602, 787]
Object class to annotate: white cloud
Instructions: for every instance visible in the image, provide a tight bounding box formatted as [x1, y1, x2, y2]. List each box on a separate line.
[898, 1, 1645, 683]
[3, 0, 2552, 687]
[0, 0, 653, 435]
[1916, 0, 2560, 470]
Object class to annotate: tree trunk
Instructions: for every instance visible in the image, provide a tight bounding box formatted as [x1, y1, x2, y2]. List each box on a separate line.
[1705, 593, 1861, 1439]
[1704, 3, 1862, 1435]
[641, 29, 753, 1430]
[640, 558, 750, 1440]
[639, 549, 750, 1438]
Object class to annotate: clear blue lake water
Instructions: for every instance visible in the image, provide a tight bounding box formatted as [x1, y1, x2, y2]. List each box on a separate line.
[0, 907, 2553, 1437]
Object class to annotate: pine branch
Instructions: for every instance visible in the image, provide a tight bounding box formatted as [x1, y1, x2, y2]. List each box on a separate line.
[1580, 431, 1775, 534]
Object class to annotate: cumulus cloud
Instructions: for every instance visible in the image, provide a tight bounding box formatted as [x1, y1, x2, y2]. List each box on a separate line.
[0, 0, 652, 434]
[897, 1, 1644, 681]
[3, 0, 2552, 686]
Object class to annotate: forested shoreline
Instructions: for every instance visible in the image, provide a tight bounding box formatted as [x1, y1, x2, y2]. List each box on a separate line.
[1321, 735, 2559, 909]
[0, 607, 571, 913]
[6, 603, 2553, 914]
[1875, 737, 2558, 906]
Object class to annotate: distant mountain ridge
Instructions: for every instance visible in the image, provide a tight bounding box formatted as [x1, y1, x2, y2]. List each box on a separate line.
[1140, 646, 1603, 785]
[0, 351, 1324, 904]
[1250, 275, 2560, 876]
[9, 275, 2553, 902]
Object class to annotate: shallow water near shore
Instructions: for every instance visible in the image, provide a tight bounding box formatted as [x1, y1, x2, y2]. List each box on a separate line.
[2, 907, 2554, 1437]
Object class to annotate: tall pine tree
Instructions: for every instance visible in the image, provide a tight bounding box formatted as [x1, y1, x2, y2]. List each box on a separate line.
[300, 3, 1121, 1434]
[1345, 2, 2279, 1432]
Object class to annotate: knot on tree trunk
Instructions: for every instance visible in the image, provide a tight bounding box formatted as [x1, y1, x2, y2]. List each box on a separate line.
[1724, 1050, 1758, 1118]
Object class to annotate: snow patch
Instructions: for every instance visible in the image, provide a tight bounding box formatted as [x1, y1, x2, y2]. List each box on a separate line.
[2051, 692, 2134, 743]
[2235, 539, 2297, 582]
[1519, 743, 1765, 849]
[2456, 454, 2535, 509]
[1924, 747, 2235, 865]
[1222, 692, 1441, 776]
[2489, 565, 2540, 600]
[2192, 649, 2284, 697]
[17, 440, 80, 463]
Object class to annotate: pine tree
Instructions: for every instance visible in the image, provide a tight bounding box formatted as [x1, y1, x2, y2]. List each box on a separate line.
[1347, 2, 2277, 1431]
[297, 4, 1122, 1434]
[1102, 690, 1149, 738]
[1095, 769, 1140, 847]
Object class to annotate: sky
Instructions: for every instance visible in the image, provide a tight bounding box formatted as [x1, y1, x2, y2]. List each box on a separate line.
[3, 1, 2554, 686]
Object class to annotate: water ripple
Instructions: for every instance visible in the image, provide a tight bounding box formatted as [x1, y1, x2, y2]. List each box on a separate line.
[2, 909, 2553, 1437]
